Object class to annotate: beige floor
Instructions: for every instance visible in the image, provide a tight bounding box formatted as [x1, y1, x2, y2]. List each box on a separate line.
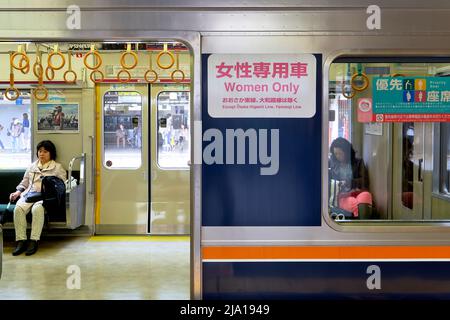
[0, 236, 190, 300]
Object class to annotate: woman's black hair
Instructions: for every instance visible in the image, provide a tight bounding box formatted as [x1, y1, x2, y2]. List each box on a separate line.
[36, 140, 57, 160]
[330, 137, 356, 163]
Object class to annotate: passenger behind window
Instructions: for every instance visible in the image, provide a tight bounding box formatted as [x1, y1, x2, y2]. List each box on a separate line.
[329, 137, 373, 219]
[9, 140, 67, 256]
[115, 123, 127, 148]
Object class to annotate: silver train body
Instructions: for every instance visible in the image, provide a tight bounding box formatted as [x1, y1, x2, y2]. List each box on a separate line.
[1, 1, 450, 299]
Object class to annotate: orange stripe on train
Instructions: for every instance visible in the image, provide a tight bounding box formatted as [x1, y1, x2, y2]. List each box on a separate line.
[202, 246, 450, 260]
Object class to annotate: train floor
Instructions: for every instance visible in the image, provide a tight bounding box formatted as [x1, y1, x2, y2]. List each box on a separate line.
[0, 235, 190, 300]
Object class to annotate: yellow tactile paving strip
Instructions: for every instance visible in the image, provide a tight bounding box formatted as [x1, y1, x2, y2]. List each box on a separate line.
[88, 235, 190, 242]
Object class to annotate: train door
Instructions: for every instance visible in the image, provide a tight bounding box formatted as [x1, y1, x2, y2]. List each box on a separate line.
[392, 122, 432, 219]
[150, 84, 190, 234]
[96, 84, 149, 234]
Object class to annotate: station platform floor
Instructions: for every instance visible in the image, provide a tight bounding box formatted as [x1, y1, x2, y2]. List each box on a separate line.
[0, 235, 190, 300]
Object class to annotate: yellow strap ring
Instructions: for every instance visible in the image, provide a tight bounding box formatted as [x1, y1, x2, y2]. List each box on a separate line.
[144, 70, 158, 83]
[33, 86, 48, 101]
[48, 51, 66, 70]
[341, 83, 355, 99]
[156, 50, 175, 70]
[84, 50, 102, 70]
[351, 73, 369, 92]
[120, 51, 138, 70]
[117, 69, 131, 83]
[90, 69, 104, 83]
[5, 87, 20, 101]
[45, 66, 55, 80]
[171, 69, 185, 83]
[11, 52, 30, 71]
[63, 70, 77, 84]
[33, 62, 43, 78]
[19, 57, 30, 74]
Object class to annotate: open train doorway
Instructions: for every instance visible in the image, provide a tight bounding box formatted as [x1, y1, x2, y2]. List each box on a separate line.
[95, 42, 191, 235]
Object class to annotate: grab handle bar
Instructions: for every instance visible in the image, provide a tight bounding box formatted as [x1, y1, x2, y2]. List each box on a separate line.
[89, 135, 95, 195]
[68, 153, 86, 192]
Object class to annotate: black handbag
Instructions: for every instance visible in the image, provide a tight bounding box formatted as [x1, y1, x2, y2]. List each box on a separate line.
[24, 191, 43, 203]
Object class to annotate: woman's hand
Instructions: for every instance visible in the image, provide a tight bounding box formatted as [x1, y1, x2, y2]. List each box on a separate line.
[9, 191, 21, 202]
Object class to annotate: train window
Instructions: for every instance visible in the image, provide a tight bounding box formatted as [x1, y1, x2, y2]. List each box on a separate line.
[328, 59, 450, 223]
[0, 93, 32, 169]
[156, 91, 190, 169]
[103, 91, 142, 169]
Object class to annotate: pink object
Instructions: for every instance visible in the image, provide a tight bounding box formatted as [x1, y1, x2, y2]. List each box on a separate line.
[357, 98, 373, 123]
[338, 191, 373, 217]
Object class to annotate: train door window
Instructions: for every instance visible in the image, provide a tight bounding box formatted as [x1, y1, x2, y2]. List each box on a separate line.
[0, 92, 32, 169]
[328, 58, 450, 223]
[103, 91, 142, 169]
[156, 91, 190, 169]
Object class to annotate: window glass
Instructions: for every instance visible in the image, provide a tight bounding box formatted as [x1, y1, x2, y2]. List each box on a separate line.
[329, 59, 450, 222]
[103, 91, 142, 169]
[157, 91, 190, 168]
[0, 93, 32, 169]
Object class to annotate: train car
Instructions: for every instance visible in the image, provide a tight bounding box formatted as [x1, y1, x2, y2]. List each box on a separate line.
[1, 1, 450, 300]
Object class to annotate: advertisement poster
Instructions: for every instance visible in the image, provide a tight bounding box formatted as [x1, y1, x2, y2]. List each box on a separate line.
[36, 103, 79, 133]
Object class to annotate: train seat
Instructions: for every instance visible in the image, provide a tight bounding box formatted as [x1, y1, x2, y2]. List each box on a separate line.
[0, 154, 86, 230]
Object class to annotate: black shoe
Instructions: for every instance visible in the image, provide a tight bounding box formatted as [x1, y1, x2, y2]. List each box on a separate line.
[25, 240, 38, 256]
[12, 240, 28, 256]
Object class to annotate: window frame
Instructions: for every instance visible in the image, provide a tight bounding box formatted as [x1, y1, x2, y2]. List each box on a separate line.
[324, 51, 450, 232]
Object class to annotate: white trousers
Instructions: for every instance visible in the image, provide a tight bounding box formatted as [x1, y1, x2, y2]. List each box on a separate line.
[13, 199, 45, 241]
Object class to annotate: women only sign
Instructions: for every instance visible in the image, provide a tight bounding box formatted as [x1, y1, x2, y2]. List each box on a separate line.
[207, 54, 316, 118]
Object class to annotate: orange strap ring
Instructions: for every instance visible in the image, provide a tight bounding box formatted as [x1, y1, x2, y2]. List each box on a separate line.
[64, 51, 77, 84]
[144, 70, 158, 83]
[117, 69, 131, 83]
[19, 56, 30, 74]
[45, 66, 55, 81]
[351, 72, 369, 92]
[90, 69, 104, 83]
[341, 83, 355, 99]
[120, 51, 138, 70]
[11, 52, 30, 71]
[170, 52, 185, 82]
[84, 48, 102, 70]
[144, 52, 158, 83]
[33, 62, 43, 79]
[156, 44, 175, 70]
[33, 86, 48, 101]
[48, 50, 66, 70]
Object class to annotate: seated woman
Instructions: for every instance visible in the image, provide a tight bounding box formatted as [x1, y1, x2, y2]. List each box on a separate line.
[329, 137, 373, 218]
[9, 140, 66, 256]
